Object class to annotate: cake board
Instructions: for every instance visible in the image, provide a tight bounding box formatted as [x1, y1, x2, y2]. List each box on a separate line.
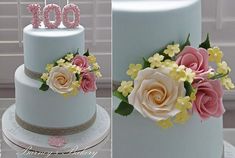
[2, 104, 110, 158]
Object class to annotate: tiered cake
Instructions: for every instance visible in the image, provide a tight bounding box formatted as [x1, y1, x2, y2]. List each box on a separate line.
[113, 0, 224, 158]
[2, 3, 110, 156]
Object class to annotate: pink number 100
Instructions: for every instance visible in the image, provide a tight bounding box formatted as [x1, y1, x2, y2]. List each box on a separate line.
[28, 3, 80, 29]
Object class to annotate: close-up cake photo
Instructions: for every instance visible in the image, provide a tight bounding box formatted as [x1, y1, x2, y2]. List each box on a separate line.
[112, 0, 235, 158]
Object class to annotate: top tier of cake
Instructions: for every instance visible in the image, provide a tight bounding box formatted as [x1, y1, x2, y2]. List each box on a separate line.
[23, 24, 85, 73]
[112, 0, 201, 81]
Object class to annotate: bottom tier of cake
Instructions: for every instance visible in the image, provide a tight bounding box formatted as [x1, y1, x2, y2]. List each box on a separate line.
[113, 97, 223, 158]
[15, 65, 97, 132]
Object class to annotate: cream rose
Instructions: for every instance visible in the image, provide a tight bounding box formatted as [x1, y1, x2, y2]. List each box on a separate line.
[47, 66, 76, 94]
[128, 67, 185, 121]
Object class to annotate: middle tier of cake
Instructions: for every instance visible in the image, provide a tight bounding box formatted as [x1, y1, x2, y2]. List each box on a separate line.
[15, 65, 96, 131]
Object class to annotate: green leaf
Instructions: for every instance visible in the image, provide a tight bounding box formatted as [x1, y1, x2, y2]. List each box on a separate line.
[76, 48, 80, 54]
[115, 101, 134, 116]
[76, 73, 80, 80]
[113, 90, 128, 102]
[83, 49, 90, 56]
[143, 57, 150, 69]
[39, 83, 49, 91]
[180, 34, 191, 50]
[184, 81, 193, 96]
[199, 33, 211, 49]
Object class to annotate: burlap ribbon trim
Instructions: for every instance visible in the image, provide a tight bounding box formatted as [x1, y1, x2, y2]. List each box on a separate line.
[15, 112, 96, 136]
[24, 67, 42, 79]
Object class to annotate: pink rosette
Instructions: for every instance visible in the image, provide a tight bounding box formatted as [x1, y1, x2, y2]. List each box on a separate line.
[72, 55, 89, 69]
[27, 3, 41, 28]
[62, 3, 80, 28]
[193, 80, 225, 120]
[48, 136, 66, 148]
[176, 46, 209, 75]
[81, 72, 97, 93]
[43, 4, 62, 29]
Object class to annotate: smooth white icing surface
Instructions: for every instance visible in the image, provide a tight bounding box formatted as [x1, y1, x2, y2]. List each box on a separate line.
[113, 0, 223, 157]
[23, 24, 85, 73]
[113, 0, 201, 81]
[113, 98, 223, 158]
[15, 65, 96, 128]
[113, 0, 198, 12]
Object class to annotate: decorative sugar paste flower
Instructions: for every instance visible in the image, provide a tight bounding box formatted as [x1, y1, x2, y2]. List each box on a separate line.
[48, 136, 66, 148]
[47, 66, 76, 94]
[176, 46, 209, 75]
[126, 64, 142, 79]
[193, 80, 224, 120]
[81, 72, 97, 93]
[128, 67, 185, 122]
[72, 55, 89, 70]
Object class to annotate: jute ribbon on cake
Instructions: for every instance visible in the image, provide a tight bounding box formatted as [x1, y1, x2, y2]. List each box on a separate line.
[15, 112, 96, 135]
[24, 66, 42, 79]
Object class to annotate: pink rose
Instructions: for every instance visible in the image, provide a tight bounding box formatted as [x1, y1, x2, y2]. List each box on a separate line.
[72, 55, 88, 69]
[193, 80, 224, 120]
[81, 72, 97, 92]
[176, 46, 209, 75]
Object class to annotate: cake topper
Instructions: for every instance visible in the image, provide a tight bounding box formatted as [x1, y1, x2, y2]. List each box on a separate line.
[28, 0, 80, 29]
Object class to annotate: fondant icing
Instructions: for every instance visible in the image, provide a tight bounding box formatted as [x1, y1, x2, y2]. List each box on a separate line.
[15, 65, 96, 129]
[23, 24, 85, 73]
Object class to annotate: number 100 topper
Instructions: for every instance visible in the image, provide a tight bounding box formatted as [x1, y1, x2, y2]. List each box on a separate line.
[28, 3, 80, 29]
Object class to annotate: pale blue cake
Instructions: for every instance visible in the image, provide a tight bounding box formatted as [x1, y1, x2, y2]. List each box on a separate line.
[112, 0, 223, 158]
[15, 24, 97, 131]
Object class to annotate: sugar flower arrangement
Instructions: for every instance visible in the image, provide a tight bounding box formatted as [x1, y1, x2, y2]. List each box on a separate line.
[114, 34, 234, 129]
[39, 50, 102, 97]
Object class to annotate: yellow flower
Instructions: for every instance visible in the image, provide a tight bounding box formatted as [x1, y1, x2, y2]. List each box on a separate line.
[93, 62, 100, 70]
[117, 81, 133, 97]
[208, 47, 223, 63]
[68, 65, 81, 74]
[185, 68, 195, 83]
[190, 89, 197, 101]
[208, 71, 216, 78]
[221, 76, 235, 90]
[163, 44, 180, 57]
[157, 118, 173, 129]
[71, 88, 79, 96]
[41, 73, 49, 81]
[56, 59, 66, 66]
[72, 80, 81, 88]
[126, 64, 142, 79]
[148, 54, 164, 68]
[169, 65, 187, 82]
[174, 110, 190, 124]
[175, 96, 192, 111]
[161, 60, 178, 68]
[217, 61, 231, 74]
[95, 71, 102, 78]
[88, 55, 96, 64]
[46, 64, 54, 72]
[65, 53, 74, 61]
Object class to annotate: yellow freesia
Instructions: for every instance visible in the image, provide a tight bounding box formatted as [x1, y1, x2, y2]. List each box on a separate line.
[93, 62, 100, 70]
[157, 118, 173, 129]
[174, 110, 190, 124]
[117, 81, 134, 97]
[95, 71, 102, 78]
[56, 59, 66, 66]
[221, 76, 235, 90]
[41, 73, 49, 81]
[88, 55, 96, 64]
[217, 61, 231, 74]
[208, 47, 223, 63]
[148, 53, 164, 68]
[175, 96, 192, 111]
[46, 64, 54, 72]
[163, 44, 180, 57]
[65, 53, 74, 61]
[126, 64, 142, 79]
